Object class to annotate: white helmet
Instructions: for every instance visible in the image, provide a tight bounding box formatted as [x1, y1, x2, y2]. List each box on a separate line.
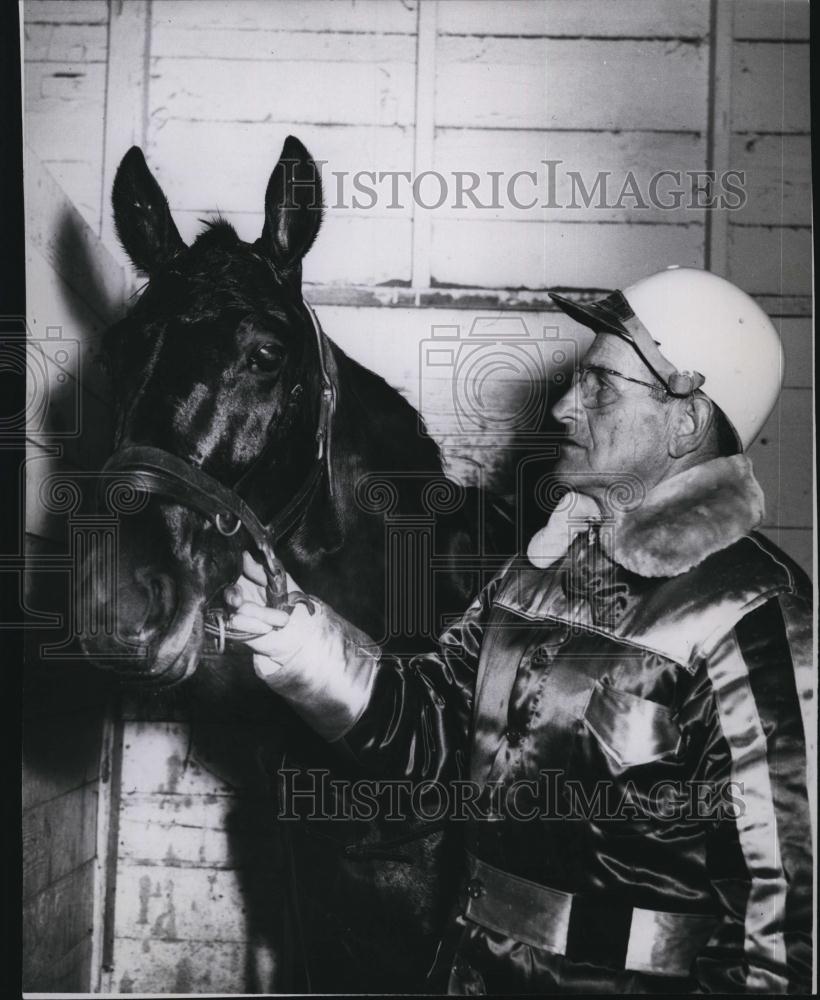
[550, 266, 784, 450]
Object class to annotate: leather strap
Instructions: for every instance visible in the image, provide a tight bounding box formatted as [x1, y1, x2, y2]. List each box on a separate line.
[464, 854, 718, 978]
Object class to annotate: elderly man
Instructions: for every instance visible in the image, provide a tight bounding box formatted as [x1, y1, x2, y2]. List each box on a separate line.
[227, 267, 813, 994]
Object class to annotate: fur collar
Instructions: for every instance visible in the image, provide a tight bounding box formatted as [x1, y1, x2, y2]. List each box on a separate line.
[526, 455, 765, 578]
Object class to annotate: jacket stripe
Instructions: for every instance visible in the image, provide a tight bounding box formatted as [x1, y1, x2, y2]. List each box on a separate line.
[706, 628, 789, 992]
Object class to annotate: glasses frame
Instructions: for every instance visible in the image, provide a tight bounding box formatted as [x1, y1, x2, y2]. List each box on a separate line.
[573, 364, 670, 409]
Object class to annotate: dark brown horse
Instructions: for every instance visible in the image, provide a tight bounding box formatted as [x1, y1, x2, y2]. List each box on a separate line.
[78, 137, 519, 992]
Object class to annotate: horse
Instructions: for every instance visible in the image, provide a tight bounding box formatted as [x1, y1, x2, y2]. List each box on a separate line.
[77, 136, 521, 992]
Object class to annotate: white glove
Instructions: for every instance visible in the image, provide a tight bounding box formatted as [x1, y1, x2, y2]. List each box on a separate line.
[224, 551, 379, 741]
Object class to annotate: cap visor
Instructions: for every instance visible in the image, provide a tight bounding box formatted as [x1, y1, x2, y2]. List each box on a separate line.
[548, 291, 630, 338]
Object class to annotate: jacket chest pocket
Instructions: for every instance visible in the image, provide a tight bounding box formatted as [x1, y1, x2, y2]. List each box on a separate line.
[582, 681, 682, 769]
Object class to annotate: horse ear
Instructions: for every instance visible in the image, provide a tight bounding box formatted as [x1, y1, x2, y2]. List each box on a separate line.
[112, 146, 186, 275]
[260, 135, 323, 273]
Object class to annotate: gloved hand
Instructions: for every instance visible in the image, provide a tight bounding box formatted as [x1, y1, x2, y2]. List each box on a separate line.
[224, 552, 380, 741]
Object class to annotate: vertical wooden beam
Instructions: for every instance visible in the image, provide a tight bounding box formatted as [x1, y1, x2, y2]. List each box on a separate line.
[411, 0, 438, 292]
[100, 0, 151, 263]
[704, 0, 734, 276]
[93, 705, 124, 994]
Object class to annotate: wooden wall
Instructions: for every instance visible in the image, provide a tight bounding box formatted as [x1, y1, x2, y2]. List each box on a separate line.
[22, 0, 813, 993]
[22, 145, 125, 993]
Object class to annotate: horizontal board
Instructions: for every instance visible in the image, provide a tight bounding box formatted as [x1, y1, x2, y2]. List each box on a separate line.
[23, 711, 103, 810]
[732, 41, 810, 133]
[729, 133, 811, 226]
[151, 25, 415, 61]
[759, 528, 813, 580]
[434, 128, 707, 223]
[149, 56, 416, 127]
[734, 0, 810, 40]
[23, 783, 99, 900]
[121, 722, 242, 797]
[24, 22, 107, 62]
[749, 387, 813, 529]
[118, 793, 271, 869]
[111, 938, 253, 994]
[22, 861, 96, 990]
[24, 148, 127, 323]
[777, 317, 812, 388]
[728, 224, 811, 296]
[24, 0, 108, 24]
[437, 0, 709, 37]
[436, 37, 708, 131]
[151, 0, 418, 33]
[148, 119, 415, 216]
[114, 863, 250, 942]
[171, 210, 412, 285]
[431, 219, 704, 290]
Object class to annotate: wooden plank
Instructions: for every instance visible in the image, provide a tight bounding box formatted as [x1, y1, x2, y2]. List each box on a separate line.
[434, 128, 707, 223]
[411, 0, 438, 288]
[24, 440, 84, 543]
[437, 0, 709, 37]
[26, 242, 115, 402]
[22, 861, 96, 991]
[728, 224, 811, 296]
[113, 863, 249, 942]
[705, 0, 734, 276]
[749, 387, 813, 529]
[430, 219, 704, 290]
[151, 0, 418, 33]
[731, 41, 810, 132]
[149, 56, 416, 127]
[120, 722, 241, 797]
[23, 784, 99, 900]
[24, 147, 127, 324]
[777, 317, 813, 387]
[100, 1, 151, 256]
[759, 528, 813, 580]
[147, 119, 414, 216]
[110, 938, 248, 994]
[33, 936, 94, 994]
[729, 133, 811, 226]
[118, 792, 272, 869]
[303, 284, 810, 316]
[435, 37, 709, 131]
[150, 25, 416, 61]
[734, 0, 810, 40]
[171, 210, 412, 286]
[22, 711, 103, 810]
[24, 22, 107, 62]
[24, 1, 109, 24]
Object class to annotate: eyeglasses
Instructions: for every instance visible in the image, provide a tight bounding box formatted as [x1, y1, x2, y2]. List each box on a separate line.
[572, 365, 668, 409]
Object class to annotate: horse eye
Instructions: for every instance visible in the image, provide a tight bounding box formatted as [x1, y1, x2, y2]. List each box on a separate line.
[248, 344, 284, 373]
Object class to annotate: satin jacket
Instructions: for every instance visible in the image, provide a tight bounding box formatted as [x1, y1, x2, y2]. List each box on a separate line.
[295, 456, 814, 994]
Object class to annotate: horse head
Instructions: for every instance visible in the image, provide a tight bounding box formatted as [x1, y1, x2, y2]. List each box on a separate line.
[79, 137, 330, 686]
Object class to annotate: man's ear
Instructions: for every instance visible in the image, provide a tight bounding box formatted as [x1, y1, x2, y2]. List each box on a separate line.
[112, 146, 186, 275]
[260, 135, 323, 277]
[668, 394, 715, 458]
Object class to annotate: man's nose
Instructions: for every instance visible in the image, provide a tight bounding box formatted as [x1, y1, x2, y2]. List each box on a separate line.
[551, 380, 581, 426]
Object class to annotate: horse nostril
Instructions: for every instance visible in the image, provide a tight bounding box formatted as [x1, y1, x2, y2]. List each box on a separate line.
[132, 568, 177, 641]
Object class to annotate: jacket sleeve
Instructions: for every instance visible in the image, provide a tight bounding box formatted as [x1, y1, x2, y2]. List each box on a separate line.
[693, 591, 813, 994]
[336, 564, 510, 783]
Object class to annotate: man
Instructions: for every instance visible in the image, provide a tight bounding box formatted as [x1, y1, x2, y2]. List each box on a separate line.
[227, 267, 813, 993]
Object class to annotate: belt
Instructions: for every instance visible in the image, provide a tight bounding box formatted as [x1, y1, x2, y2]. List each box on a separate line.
[464, 855, 718, 979]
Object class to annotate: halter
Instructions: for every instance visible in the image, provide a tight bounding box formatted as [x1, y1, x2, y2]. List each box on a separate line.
[100, 301, 334, 651]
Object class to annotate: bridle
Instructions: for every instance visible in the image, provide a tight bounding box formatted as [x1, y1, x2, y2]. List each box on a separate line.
[100, 301, 334, 651]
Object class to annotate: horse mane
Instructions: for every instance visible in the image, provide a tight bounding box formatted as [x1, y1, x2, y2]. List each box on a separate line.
[329, 341, 444, 475]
